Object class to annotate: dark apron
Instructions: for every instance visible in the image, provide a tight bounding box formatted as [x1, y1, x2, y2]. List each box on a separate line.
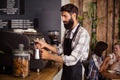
[61, 25, 82, 80]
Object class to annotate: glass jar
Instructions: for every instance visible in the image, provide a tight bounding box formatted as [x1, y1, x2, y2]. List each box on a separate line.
[13, 52, 30, 78]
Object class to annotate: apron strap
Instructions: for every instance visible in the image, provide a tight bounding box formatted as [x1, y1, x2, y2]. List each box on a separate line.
[72, 25, 80, 41]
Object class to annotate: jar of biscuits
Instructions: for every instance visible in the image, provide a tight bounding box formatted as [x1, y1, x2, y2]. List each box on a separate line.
[13, 51, 30, 78]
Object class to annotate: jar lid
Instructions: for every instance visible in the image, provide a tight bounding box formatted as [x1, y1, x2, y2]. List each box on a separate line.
[14, 53, 30, 57]
[14, 49, 29, 54]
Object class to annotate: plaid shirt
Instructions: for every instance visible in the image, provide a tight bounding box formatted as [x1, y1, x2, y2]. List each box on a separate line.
[87, 57, 99, 80]
[57, 24, 90, 66]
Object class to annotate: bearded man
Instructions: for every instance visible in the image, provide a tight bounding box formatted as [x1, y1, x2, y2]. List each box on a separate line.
[34, 4, 90, 80]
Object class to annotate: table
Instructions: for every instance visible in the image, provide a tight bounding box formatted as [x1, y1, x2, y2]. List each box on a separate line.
[0, 63, 62, 80]
[101, 70, 120, 80]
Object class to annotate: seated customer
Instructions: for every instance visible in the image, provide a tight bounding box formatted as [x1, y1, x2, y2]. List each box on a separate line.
[100, 41, 120, 72]
[87, 41, 108, 80]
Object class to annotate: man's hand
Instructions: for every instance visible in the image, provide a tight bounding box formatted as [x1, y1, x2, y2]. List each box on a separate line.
[40, 48, 52, 60]
[34, 38, 47, 49]
[40, 49, 63, 63]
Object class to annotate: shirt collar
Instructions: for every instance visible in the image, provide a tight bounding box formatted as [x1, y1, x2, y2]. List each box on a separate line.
[71, 23, 79, 34]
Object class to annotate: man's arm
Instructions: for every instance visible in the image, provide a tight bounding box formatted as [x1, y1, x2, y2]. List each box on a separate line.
[40, 48, 64, 63]
[100, 57, 111, 72]
[35, 39, 58, 53]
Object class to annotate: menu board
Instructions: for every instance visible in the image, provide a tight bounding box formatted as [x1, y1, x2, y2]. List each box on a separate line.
[11, 19, 34, 29]
[0, 0, 24, 15]
[0, 20, 10, 29]
[0, 19, 35, 29]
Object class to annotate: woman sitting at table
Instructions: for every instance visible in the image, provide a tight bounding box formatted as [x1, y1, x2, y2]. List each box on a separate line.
[100, 41, 120, 72]
[87, 41, 108, 80]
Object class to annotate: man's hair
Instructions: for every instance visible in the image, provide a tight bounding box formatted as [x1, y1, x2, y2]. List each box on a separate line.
[60, 4, 78, 17]
[94, 41, 108, 57]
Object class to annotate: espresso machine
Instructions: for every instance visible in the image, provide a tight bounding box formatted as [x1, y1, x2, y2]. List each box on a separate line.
[48, 30, 60, 46]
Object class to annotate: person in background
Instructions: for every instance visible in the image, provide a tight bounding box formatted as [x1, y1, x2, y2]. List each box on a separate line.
[87, 41, 108, 80]
[34, 3, 90, 80]
[100, 41, 120, 72]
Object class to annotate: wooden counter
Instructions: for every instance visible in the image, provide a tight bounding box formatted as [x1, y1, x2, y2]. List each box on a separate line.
[101, 70, 120, 80]
[0, 63, 62, 80]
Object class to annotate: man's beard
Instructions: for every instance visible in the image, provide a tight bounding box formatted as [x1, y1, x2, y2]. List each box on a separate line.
[64, 18, 74, 30]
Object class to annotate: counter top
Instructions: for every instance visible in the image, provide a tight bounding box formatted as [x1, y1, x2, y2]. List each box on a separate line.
[0, 63, 62, 80]
[101, 70, 120, 80]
